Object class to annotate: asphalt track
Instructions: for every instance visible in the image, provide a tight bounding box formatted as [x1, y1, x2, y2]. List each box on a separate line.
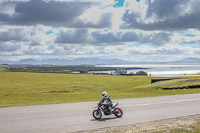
[1, 93, 200, 133]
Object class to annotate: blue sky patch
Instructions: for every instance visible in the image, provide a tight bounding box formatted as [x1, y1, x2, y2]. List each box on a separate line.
[128, 44, 140, 47]
[181, 44, 200, 48]
[128, 43, 157, 48]
[180, 44, 188, 47]
[184, 34, 195, 37]
[136, 0, 141, 2]
[45, 30, 53, 35]
[113, 0, 125, 7]
[180, 30, 195, 37]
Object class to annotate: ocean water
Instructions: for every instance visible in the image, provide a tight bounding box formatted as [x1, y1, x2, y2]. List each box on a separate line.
[94, 64, 200, 77]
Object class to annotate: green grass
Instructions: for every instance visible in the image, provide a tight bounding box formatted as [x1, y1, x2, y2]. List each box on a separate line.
[6, 66, 121, 72]
[0, 72, 200, 107]
[0, 67, 7, 71]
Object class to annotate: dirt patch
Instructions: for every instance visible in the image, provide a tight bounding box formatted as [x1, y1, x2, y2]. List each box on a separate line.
[42, 89, 73, 93]
[76, 115, 200, 133]
[84, 85, 94, 89]
[48, 89, 70, 93]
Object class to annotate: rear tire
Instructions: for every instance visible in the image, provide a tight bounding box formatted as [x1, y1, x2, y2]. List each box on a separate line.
[93, 110, 102, 119]
[114, 108, 123, 117]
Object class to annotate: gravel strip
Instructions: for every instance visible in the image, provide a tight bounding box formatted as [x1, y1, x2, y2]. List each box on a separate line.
[75, 114, 200, 133]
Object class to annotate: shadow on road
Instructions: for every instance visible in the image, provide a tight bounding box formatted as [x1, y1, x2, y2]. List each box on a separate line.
[91, 117, 122, 122]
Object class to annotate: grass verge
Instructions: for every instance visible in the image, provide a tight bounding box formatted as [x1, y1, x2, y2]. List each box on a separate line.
[0, 67, 7, 71]
[79, 115, 200, 133]
[0, 72, 200, 107]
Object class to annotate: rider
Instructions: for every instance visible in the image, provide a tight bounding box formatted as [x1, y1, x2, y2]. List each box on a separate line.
[100, 91, 113, 109]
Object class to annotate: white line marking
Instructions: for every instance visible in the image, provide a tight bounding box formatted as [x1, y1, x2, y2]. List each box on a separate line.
[123, 98, 200, 108]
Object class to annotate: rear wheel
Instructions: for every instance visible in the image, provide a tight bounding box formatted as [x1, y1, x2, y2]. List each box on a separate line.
[93, 110, 102, 119]
[114, 108, 123, 117]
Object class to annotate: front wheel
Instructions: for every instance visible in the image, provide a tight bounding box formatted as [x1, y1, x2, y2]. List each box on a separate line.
[114, 108, 123, 117]
[93, 110, 102, 119]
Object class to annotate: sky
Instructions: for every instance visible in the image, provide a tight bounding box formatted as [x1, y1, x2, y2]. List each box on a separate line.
[0, 0, 200, 62]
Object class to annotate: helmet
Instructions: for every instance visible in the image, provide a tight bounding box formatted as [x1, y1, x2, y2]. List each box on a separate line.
[102, 91, 107, 97]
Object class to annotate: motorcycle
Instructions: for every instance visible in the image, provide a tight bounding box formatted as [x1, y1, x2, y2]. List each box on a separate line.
[92, 101, 123, 119]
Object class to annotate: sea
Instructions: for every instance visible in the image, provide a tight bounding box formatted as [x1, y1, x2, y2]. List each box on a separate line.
[93, 64, 200, 77]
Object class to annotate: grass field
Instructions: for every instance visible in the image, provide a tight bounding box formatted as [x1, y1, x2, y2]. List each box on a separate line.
[5, 65, 131, 73]
[0, 67, 7, 71]
[0, 72, 200, 107]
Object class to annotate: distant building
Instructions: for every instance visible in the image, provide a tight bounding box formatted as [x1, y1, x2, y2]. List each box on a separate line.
[9, 67, 16, 71]
[63, 70, 72, 73]
[115, 68, 127, 75]
[80, 70, 88, 74]
[136, 71, 148, 76]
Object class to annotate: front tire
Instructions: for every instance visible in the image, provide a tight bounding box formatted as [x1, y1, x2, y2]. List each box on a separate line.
[114, 108, 123, 117]
[93, 110, 102, 119]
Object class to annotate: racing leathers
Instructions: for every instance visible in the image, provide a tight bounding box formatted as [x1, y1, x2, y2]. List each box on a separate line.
[99, 94, 112, 108]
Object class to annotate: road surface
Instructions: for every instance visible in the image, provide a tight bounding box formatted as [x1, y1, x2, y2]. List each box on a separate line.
[1, 93, 200, 133]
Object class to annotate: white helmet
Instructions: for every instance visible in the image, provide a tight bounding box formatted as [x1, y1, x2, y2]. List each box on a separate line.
[102, 91, 108, 97]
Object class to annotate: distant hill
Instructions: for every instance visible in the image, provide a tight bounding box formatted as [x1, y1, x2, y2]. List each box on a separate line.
[18, 59, 41, 64]
[3, 58, 132, 65]
[1, 57, 200, 65]
[174, 57, 200, 63]
[72, 58, 132, 65]
[134, 57, 200, 64]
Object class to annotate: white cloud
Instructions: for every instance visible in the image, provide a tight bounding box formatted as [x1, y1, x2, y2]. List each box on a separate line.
[0, 0, 200, 62]
[121, 0, 200, 31]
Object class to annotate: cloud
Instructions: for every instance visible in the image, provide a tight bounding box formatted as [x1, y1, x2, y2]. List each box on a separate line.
[0, 0, 200, 62]
[72, 12, 113, 28]
[0, 42, 20, 52]
[139, 32, 171, 45]
[122, 0, 200, 31]
[91, 31, 138, 43]
[0, 0, 112, 28]
[126, 43, 199, 60]
[55, 28, 171, 46]
[91, 31, 119, 43]
[55, 29, 138, 44]
[0, 28, 27, 42]
[55, 29, 89, 44]
[90, 30, 171, 45]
